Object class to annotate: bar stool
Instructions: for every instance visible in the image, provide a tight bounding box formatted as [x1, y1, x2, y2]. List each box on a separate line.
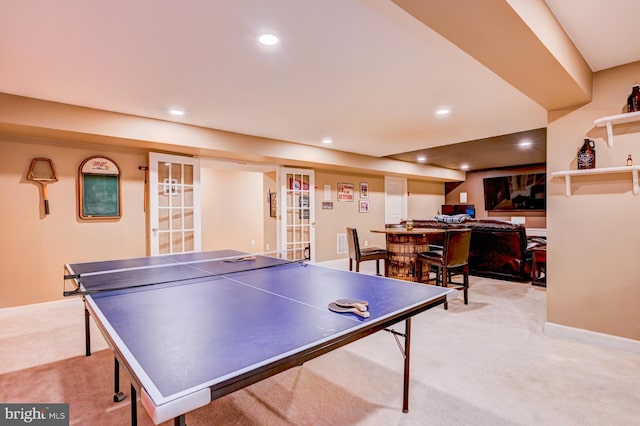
[416, 228, 472, 309]
[346, 227, 387, 276]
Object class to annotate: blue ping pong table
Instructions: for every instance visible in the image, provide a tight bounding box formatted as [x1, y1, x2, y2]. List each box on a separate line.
[64, 250, 454, 425]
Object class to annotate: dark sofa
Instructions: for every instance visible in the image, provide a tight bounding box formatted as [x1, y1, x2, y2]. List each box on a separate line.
[405, 219, 531, 282]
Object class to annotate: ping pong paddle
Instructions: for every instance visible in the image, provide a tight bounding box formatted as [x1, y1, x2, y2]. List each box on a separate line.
[328, 302, 370, 318]
[335, 298, 368, 312]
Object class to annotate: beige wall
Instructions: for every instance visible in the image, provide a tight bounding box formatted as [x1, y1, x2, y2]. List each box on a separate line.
[200, 165, 264, 253]
[0, 137, 266, 308]
[547, 60, 640, 340]
[407, 179, 446, 220]
[0, 136, 147, 307]
[444, 166, 547, 229]
[313, 172, 386, 262]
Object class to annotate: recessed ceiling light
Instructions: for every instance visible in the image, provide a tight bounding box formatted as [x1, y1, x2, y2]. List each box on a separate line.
[460, 164, 470, 170]
[169, 109, 184, 116]
[258, 34, 279, 46]
[322, 138, 333, 145]
[417, 155, 427, 162]
[435, 108, 450, 116]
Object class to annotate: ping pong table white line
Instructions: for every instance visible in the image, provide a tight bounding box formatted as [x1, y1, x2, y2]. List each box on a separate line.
[220, 267, 367, 323]
[64, 250, 295, 279]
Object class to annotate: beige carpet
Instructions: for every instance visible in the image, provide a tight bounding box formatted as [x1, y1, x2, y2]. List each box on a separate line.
[1, 261, 639, 425]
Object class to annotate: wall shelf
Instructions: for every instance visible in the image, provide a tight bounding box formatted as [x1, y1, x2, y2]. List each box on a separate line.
[551, 166, 640, 196]
[593, 110, 640, 147]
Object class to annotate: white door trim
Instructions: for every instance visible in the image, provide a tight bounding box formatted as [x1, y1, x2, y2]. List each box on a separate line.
[279, 167, 315, 262]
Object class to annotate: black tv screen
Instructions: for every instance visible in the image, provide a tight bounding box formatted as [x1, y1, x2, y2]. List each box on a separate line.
[442, 204, 475, 218]
[483, 173, 546, 211]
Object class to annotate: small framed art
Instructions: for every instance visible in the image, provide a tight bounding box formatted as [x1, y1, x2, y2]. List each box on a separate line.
[337, 182, 354, 202]
[359, 182, 369, 198]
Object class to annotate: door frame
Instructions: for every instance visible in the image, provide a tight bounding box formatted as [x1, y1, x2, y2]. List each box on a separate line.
[148, 152, 201, 256]
[384, 176, 407, 224]
[279, 167, 315, 262]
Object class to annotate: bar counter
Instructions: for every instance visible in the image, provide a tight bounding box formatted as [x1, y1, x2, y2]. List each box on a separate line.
[371, 228, 445, 281]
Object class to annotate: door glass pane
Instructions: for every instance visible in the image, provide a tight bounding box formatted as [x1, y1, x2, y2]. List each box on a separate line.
[159, 208, 169, 231]
[184, 187, 193, 207]
[171, 208, 183, 230]
[184, 231, 194, 252]
[184, 165, 193, 185]
[174, 188, 183, 207]
[158, 187, 169, 207]
[172, 231, 183, 252]
[159, 232, 170, 255]
[184, 209, 194, 229]
[171, 163, 182, 183]
[158, 162, 170, 181]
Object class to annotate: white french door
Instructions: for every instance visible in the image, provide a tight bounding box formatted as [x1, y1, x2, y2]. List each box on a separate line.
[279, 167, 315, 262]
[149, 153, 201, 255]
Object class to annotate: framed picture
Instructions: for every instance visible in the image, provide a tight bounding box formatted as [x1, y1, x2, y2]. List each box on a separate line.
[78, 156, 121, 220]
[359, 200, 370, 213]
[269, 192, 277, 217]
[322, 201, 333, 209]
[359, 182, 369, 198]
[337, 182, 354, 202]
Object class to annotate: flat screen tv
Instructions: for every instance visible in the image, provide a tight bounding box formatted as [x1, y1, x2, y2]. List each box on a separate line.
[441, 204, 475, 218]
[483, 173, 546, 211]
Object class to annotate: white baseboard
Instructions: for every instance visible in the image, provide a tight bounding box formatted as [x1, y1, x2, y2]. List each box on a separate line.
[544, 322, 640, 355]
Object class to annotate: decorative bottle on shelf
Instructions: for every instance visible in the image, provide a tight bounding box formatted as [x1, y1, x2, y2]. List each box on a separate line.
[627, 154, 633, 166]
[406, 218, 414, 231]
[577, 138, 596, 169]
[627, 85, 640, 113]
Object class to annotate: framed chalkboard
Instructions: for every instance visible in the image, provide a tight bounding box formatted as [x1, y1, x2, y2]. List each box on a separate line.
[78, 156, 121, 219]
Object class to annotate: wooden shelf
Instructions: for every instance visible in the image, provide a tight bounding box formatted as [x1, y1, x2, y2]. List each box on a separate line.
[593, 110, 640, 147]
[551, 166, 640, 196]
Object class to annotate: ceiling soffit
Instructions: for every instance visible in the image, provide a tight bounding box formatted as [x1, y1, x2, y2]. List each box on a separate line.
[392, 0, 592, 110]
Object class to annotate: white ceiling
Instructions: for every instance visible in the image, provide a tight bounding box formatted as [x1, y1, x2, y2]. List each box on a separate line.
[1, 0, 639, 169]
[545, 0, 640, 73]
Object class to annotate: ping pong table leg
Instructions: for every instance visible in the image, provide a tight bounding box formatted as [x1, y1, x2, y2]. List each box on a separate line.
[113, 358, 126, 402]
[84, 303, 91, 356]
[130, 384, 137, 426]
[402, 318, 412, 413]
